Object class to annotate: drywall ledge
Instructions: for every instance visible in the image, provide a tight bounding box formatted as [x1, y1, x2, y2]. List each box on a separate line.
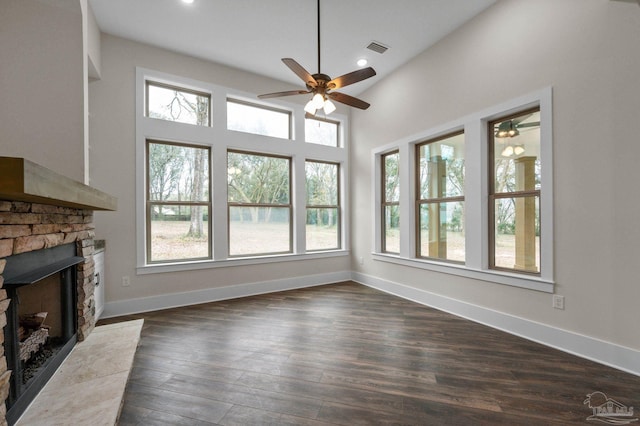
[0, 157, 117, 211]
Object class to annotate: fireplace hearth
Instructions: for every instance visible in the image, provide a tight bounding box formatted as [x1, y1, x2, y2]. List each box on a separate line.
[2, 243, 83, 424]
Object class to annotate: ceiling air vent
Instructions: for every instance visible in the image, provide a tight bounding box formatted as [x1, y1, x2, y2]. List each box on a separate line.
[366, 41, 389, 54]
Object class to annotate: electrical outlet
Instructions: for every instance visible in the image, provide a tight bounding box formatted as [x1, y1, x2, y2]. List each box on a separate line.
[358, 256, 364, 266]
[122, 276, 131, 287]
[552, 295, 564, 310]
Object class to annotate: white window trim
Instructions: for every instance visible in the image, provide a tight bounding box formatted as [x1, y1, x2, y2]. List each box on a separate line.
[372, 87, 554, 293]
[136, 68, 350, 274]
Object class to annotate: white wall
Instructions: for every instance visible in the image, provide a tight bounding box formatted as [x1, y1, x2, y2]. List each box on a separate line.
[0, 0, 85, 182]
[86, 0, 101, 81]
[351, 0, 640, 353]
[86, 0, 639, 373]
[89, 35, 350, 309]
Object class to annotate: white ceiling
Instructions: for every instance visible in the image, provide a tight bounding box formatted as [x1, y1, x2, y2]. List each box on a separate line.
[89, 0, 496, 96]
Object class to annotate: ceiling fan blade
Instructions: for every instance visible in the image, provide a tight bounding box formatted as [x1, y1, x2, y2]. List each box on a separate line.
[516, 121, 540, 128]
[511, 114, 533, 125]
[282, 58, 318, 88]
[328, 92, 370, 110]
[258, 90, 311, 99]
[327, 67, 376, 90]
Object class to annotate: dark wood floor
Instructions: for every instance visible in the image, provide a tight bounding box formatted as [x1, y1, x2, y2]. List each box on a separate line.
[100, 282, 640, 425]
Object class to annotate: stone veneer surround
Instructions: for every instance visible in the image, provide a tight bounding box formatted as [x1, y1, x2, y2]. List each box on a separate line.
[0, 200, 97, 425]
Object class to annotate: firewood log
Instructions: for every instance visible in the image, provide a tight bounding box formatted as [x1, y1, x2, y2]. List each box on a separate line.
[19, 312, 47, 329]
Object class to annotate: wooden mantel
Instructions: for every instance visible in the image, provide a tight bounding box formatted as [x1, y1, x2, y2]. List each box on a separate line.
[0, 157, 117, 211]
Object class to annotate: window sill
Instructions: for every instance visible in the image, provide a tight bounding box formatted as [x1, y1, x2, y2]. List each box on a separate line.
[372, 253, 554, 293]
[137, 250, 349, 275]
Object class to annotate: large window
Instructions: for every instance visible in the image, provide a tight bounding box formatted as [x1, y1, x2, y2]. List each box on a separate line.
[138, 70, 348, 271]
[382, 151, 400, 253]
[416, 132, 465, 263]
[489, 109, 541, 274]
[227, 151, 292, 256]
[227, 99, 291, 139]
[306, 161, 340, 251]
[146, 140, 211, 263]
[146, 81, 210, 126]
[372, 89, 553, 292]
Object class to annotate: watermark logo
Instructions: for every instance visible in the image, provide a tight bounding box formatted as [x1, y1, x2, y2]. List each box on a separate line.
[584, 392, 638, 424]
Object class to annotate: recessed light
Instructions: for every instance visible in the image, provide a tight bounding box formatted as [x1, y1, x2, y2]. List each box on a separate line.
[357, 58, 368, 67]
[182, 0, 194, 4]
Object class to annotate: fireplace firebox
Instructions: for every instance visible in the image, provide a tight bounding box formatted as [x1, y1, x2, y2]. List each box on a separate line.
[2, 243, 83, 425]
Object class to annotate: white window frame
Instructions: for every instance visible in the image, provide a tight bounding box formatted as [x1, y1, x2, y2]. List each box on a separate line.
[135, 68, 349, 275]
[372, 87, 554, 293]
[305, 159, 341, 252]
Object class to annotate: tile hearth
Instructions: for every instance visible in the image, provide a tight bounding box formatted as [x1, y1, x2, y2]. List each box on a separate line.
[15, 319, 143, 425]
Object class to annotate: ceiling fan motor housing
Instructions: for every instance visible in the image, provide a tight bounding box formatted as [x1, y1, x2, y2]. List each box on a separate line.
[308, 73, 333, 92]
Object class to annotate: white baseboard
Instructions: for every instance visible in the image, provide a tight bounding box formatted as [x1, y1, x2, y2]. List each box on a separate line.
[352, 272, 640, 377]
[101, 270, 351, 319]
[102, 268, 639, 377]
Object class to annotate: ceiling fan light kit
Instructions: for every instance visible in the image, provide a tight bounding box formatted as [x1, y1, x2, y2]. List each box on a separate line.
[495, 115, 541, 158]
[495, 120, 520, 138]
[258, 0, 376, 116]
[500, 144, 525, 158]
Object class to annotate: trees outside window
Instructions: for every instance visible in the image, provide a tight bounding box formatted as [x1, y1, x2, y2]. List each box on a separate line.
[146, 141, 211, 263]
[227, 151, 292, 256]
[306, 161, 340, 251]
[146, 81, 210, 126]
[382, 151, 400, 253]
[140, 72, 348, 267]
[416, 132, 465, 263]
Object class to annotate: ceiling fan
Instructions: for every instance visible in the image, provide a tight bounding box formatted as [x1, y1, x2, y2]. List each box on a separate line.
[257, 0, 376, 116]
[495, 115, 540, 157]
[494, 116, 540, 138]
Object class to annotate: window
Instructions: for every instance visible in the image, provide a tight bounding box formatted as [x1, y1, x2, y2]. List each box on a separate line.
[489, 109, 541, 274]
[146, 81, 210, 126]
[227, 99, 291, 139]
[306, 161, 340, 251]
[146, 140, 211, 263]
[416, 132, 465, 263]
[382, 151, 400, 253]
[227, 151, 292, 256]
[138, 69, 349, 271]
[305, 117, 339, 147]
[372, 88, 553, 292]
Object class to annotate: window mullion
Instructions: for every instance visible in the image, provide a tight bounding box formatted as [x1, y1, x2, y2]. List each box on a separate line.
[463, 118, 485, 270]
[294, 155, 307, 254]
[212, 145, 228, 260]
[398, 144, 414, 258]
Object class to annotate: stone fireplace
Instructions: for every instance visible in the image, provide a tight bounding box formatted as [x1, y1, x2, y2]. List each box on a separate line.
[0, 157, 116, 425]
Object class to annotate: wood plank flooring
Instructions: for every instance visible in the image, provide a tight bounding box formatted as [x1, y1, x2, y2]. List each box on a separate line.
[100, 282, 640, 425]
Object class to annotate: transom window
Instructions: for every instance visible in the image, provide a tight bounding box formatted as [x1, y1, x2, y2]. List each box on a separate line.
[306, 161, 340, 251]
[305, 117, 339, 147]
[226, 98, 291, 139]
[227, 151, 292, 256]
[146, 140, 211, 263]
[489, 109, 541, 274]
[381, 151, 400, 254]
[416, 132, 465, 263]
[146, 81, 210, 126]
